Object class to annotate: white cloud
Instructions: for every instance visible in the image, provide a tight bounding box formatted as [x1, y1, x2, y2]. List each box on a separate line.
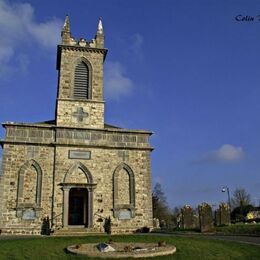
[16, 54, 30, 73]
[0, 0, 62, 76]
[103, 33, 143, 100]
[194, 144, 245, 163]
[27, 19, 62, 48]
[129, 33, 144, 61]
[104, 61, 134, 100]
[216, 144, 244, 161]
[0, 44, 13, 64]
[117, 33, 144, 61]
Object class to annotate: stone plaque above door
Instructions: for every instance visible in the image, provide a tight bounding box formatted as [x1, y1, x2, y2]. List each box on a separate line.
[69, 150, 91, 160]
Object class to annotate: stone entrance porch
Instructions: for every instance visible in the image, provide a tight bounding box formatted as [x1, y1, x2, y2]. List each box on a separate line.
[61, 184, 96, 228]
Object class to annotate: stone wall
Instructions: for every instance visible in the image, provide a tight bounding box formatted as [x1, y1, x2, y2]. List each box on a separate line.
[0, 143, 54, 234]
[215, 203, 230, 226]
[52, 146, 153, 232]
[198, 203, 214, 233]
[181, 205, 195, 229]
[0, 124, 153, 234]
[4, 124, 151, 149]
[56, 99, 104, 129]
[5, 125, 54, 143]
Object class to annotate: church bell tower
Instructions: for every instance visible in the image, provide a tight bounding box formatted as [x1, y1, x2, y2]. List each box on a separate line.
[56, 16, 107, 129]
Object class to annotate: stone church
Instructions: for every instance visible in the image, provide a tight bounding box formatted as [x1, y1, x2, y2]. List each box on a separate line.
[0, 17, 153, 235]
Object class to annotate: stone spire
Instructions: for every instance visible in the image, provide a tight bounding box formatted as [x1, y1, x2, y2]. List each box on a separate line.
[95, 18, 104, 48]
[61, 15, 71, 44]
[97, 18, 104, 35]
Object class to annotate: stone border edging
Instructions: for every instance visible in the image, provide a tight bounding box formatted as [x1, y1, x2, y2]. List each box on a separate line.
[67, 242, 176, 258]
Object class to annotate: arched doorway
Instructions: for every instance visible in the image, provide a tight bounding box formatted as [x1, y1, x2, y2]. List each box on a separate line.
[62, 162, 96, 228]
[68, 188, 88, 226]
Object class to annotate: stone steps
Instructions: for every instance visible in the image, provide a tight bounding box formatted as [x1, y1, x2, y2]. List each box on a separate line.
[52, 227, 104, 236]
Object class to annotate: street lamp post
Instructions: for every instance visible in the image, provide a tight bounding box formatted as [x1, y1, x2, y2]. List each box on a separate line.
[222, 186, 231, 211]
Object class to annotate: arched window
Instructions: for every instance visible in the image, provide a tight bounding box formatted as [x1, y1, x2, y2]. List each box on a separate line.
[16, 160, 43, 219]
[113, 163, 135, 219]
[73, 61, 90, 99]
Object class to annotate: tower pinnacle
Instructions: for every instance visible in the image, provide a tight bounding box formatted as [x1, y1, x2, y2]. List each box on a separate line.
[61, 15, 71, 44]
[95, 18, 104, 48]
[63, 15, 70, 33]
[97, 18, 104, 35]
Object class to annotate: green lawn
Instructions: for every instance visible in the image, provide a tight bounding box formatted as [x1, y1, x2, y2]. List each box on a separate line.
[0, 235, 259, 259]
[216, 223, 260, 235]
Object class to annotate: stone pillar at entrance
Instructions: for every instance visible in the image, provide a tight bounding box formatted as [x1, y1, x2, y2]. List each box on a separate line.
[63, 187, 70, 228]
[88, 187, 94, 227]
[62, 185, 96, 228]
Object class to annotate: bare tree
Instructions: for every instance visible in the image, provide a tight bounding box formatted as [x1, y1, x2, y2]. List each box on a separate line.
[231, 187, 251, 208]
[152, 183, 171, 226]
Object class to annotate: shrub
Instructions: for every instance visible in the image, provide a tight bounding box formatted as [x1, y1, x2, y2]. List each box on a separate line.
[104, 216, 112, 234]
[216, 223, 260, 235]
[231, 205, 255, 222]
[141, 226, 150, 233]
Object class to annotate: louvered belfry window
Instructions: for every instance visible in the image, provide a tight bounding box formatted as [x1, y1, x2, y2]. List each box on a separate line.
[74, 61, 90, 99]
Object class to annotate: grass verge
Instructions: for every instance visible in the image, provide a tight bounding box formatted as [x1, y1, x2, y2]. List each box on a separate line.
[0, 234, 259, 259]
[216, 224, 260, 235]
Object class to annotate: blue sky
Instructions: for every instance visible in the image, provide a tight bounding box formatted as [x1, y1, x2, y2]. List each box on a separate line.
[0, 0, 260, 208]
